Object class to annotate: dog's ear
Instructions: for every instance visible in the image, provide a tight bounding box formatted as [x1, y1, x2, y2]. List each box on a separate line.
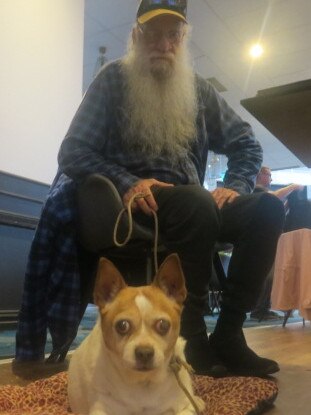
[153, 254, 187, 305]
[93, 257, 127, 307]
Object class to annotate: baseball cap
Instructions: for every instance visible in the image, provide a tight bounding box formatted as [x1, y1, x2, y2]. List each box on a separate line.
[137, 0, 187, 25]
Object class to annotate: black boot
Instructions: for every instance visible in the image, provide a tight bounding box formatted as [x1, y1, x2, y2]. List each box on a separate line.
[209, 330, 279, 377]
[184, 330, 229, 377]
[180, 295, 228, 377]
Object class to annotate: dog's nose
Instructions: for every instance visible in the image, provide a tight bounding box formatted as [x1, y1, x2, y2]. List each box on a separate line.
[135, 346, 154, 364]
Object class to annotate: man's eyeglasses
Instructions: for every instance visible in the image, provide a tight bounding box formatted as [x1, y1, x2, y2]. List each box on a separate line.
[138, 25, 185, 44]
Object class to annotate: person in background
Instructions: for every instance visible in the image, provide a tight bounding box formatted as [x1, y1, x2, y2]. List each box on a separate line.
[254, 166, 303, 203]
[15, 0, 285, 378]
[250, 166, 303, 321]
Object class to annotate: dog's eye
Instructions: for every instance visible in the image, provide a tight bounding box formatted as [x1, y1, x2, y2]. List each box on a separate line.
[155, 319, 170, 336]
[115, 320, 131, 335]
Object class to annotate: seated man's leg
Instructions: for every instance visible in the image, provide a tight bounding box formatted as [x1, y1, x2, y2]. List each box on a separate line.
[209, 192, 285, 376]
[149, 185, 227, 376]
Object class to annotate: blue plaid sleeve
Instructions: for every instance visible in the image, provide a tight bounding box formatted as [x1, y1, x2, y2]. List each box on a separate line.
[58, 61, 139, 196]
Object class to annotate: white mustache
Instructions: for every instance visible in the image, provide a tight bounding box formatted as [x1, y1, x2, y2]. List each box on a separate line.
[149, 53, 175, 61]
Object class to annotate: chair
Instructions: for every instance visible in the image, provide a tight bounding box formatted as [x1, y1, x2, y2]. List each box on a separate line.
[76, 174, 163, 281]
[206, 245, 231, 315]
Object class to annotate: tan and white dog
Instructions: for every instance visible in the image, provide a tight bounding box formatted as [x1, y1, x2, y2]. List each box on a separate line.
[68, 254, 205, 415]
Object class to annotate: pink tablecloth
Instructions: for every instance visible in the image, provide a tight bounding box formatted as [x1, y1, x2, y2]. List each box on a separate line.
[271, 228, 311, 320]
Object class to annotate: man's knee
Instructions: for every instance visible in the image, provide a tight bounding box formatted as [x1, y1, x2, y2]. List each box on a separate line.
[256, 192, 285, 232]
[155, 185, 221, 239]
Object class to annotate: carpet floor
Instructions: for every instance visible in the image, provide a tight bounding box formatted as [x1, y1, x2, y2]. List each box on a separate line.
[0, 306, 302, 360]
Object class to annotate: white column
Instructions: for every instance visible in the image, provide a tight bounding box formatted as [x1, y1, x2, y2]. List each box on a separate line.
[0, 0, 85, 184]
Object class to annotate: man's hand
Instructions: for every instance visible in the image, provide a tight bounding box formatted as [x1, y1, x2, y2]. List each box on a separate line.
[211, 187, 240, 209]
[123, 179, 174, 215]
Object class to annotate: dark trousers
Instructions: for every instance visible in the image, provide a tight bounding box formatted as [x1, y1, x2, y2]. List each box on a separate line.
[79, 180, 285, 338]
[135, 185, 285, 336]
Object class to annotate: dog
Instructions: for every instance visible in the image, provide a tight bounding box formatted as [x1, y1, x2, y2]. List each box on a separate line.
[68, 253, 205, 414]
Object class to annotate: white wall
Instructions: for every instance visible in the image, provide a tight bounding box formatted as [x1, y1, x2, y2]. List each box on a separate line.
[0, 0, 84, 184]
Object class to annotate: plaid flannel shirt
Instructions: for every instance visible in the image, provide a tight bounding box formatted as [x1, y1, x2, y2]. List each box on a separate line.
[15, 59, 262, 360]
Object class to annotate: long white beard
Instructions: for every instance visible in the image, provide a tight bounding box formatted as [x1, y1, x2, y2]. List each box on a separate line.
[122, 36, 198, 161]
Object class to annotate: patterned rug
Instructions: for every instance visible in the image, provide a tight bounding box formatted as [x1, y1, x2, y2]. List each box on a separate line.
[0, 371, 279, 415]
[0, 306, 303, 360]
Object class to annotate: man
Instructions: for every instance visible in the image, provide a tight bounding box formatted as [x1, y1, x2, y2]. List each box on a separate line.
[15, 0, 285, 377]
[250, 166, 303, 321]
[255, 167, 303, 201]
[254, 166, 273, 192]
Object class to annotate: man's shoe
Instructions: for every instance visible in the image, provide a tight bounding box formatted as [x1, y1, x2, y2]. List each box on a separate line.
[184, 331, 229, 377]
[209, 331, 280, 377]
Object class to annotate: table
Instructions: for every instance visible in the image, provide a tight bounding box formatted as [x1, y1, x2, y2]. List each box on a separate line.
[271, 228, 311, 324]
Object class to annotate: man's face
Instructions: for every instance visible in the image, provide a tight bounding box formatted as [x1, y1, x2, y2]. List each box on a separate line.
[257, 168, 272, 188]
[133, 15, 186, 80]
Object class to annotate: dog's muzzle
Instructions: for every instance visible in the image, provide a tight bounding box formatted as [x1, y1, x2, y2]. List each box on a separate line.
[135, 345, 155, 370]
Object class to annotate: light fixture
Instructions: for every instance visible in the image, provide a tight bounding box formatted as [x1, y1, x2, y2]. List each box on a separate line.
[250, 43, 264, 59]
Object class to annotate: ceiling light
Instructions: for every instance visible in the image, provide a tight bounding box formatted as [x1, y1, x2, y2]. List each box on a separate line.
[250, 44, 264, 58]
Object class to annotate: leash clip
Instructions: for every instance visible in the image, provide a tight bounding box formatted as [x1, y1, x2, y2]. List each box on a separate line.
[169, 355, 201, 414]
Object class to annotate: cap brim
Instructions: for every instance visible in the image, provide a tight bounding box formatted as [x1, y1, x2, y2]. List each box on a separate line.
[137, 9, 187, 25]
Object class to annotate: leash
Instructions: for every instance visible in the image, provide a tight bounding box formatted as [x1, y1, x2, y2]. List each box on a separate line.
[113, 195, 201, 413]
[113, 192, 159, 272]
[169, 356, 202, 414]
